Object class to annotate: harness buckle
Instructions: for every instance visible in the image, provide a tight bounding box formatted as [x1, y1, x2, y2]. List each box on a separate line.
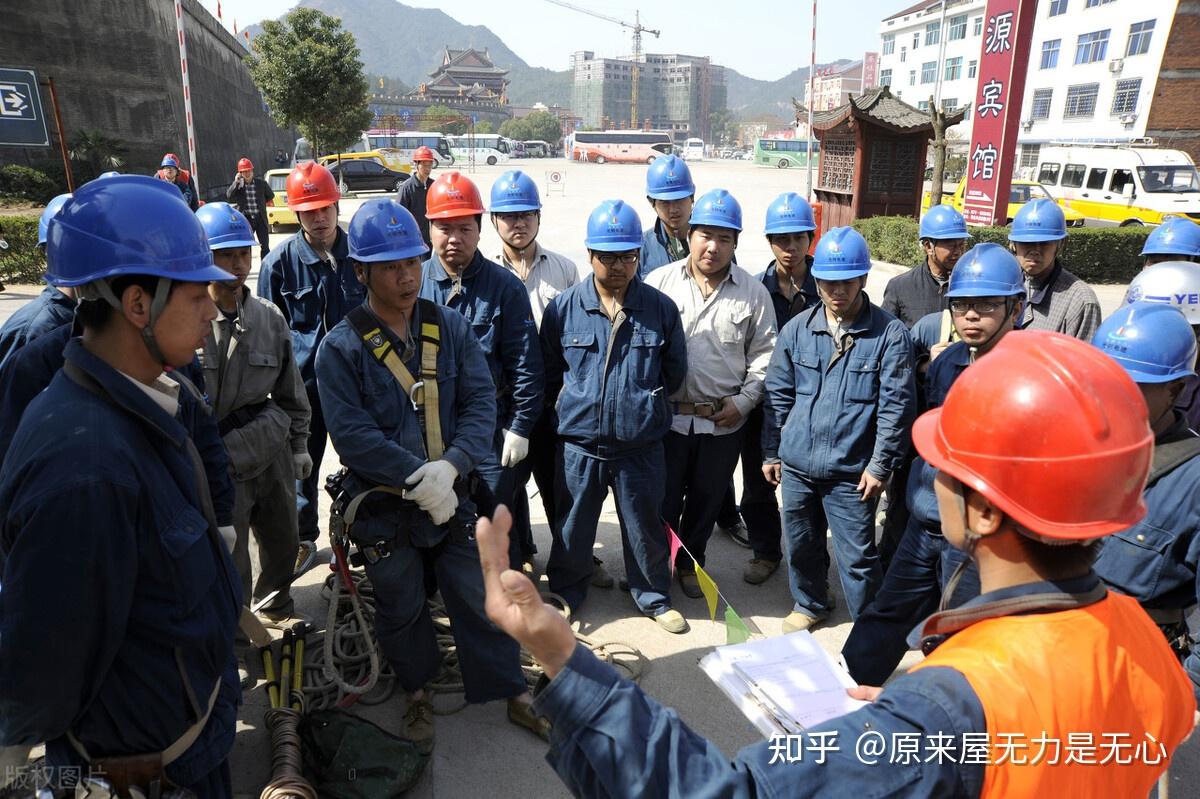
[408, 380, 425, 410]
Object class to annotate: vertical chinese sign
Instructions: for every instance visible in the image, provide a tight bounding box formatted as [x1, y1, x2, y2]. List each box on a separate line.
[961, 0, 1037, 226]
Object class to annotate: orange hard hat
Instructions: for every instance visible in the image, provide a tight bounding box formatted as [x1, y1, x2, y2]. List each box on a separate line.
[237, 157, 253, 171]
[912, 330, 1152, 541]
[412, 146, 436, 163]
[425, 172, 484, 220]
[285, 161, 340, 212]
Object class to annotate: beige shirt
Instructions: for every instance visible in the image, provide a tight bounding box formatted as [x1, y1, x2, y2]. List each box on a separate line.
[495, 242, 580, 329]
[119, 370, 181, 417]
[645, 258, 777, 436]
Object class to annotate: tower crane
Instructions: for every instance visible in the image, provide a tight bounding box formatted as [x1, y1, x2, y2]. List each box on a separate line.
[545, 0, 659, 128]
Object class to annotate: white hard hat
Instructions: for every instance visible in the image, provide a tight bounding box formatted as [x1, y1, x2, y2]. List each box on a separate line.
[1125, 260, 1200, 325]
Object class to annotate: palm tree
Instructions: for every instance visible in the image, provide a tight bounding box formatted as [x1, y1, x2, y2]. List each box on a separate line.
[68, 130, 126, 180]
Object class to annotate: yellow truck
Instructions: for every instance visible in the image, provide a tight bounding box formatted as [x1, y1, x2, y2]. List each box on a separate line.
[922, 178, 1085, 226]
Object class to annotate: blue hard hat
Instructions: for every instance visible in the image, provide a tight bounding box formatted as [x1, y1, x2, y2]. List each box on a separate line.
[764, 192, 816, 235]
[811, 227, 871, 280]
[489, 170, 541, 213]
[1009, 198, 1068, 242]
[160, 155, 179, 169]
[645, 155, 695, 201]
[348, 197, 430, 262]
[688, 188, 742, 231]
[947, 243, 1024, 298]
[1092, 301, 1197, 384]
[919, 204, 969, 240]
[45, 174, 232, 287]
[196, 202, 257, 250]
[98, 171, 121, 179]
[1141, 217, 1200, 258]
[585, 199, 642, 252]
[37, 193, 73, 246]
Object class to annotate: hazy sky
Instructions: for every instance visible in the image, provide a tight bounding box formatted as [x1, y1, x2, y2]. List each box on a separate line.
[208, 0, 903, 81]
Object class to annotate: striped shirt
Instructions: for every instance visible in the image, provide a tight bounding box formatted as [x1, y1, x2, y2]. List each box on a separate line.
[1021, 261, 1103, 341]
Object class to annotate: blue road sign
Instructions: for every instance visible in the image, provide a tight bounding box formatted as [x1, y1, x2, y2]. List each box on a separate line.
[0, 67, 49, 147]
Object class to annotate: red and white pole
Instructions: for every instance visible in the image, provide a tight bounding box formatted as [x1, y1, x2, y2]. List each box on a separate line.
[174, 0, 200, 188]
[807, 0, 817, 201]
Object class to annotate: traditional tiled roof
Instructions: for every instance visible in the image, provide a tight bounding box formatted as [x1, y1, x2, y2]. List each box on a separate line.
[811, 86, 966, 133]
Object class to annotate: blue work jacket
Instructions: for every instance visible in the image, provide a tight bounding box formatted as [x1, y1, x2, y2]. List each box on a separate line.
[420, 251, 543, 439]
[0, 341, 241, 788]
[906, 341, 972, 532]
[257, 227, 365, 389]
[760, 257, 819, 329]
[763, 298, 916, 481]
[0, 285, 75, 369]
[0, 323, 235, 526]
[638, 221, 687, 279]
[540, 276, 687, 455]
[315, 302, 496, 547]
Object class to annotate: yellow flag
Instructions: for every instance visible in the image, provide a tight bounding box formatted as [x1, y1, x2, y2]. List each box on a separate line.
[695, 565, 719, 621]
[725, 605, 751, 645]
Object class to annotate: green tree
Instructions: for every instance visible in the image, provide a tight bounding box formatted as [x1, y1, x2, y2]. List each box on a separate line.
[424, 105, 468, 135]
[474, 119, 497, 135]
[499, 117, 532, 141]
[522, 111, 564, 144]
[246, 8, 374, 157]
[707, 108, 738, 146]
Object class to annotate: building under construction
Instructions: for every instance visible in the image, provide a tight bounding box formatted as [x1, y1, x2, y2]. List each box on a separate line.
[571, 51, 727, 141]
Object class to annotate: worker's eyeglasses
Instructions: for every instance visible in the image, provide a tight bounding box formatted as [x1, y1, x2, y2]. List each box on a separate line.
[948, 299, 1004, 315]
[495, 211, 537, 224]
[932, 238, 969, 252]
[595, 253, 639, 267]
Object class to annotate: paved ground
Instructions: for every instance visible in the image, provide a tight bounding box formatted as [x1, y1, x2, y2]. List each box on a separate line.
[0, 158, 1189, 797]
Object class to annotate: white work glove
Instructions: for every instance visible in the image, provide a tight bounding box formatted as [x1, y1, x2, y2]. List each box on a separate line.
[500, 429, 530, 467]
[427, 490, 460, 526]
[293, 452, 313, 480]
[405, 459, 459, 509]
[218, 525, 237, 554]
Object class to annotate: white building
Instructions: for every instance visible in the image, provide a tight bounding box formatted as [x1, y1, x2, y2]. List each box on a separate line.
[877, 0, 1180, 170]
[804, 60, 865, 111]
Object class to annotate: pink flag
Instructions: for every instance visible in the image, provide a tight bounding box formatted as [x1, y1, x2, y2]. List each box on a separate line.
[665, 523, 682, 576]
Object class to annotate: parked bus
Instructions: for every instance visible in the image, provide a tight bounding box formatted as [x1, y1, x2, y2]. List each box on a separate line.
[565, 130, 673, 164]
[755, 137, 819, 169]
[681, 137, 705, 161]
[292, 131, 454, 168]
[446, 134, 513, 166]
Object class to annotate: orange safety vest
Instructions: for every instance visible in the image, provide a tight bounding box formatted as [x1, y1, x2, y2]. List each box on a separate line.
[913, 591, 1195, 797]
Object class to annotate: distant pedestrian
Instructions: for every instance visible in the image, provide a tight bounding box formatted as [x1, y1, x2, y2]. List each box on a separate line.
[397, 146, 437, 246]
[226, 157, 274, 260]
[155, 153, 199, 211]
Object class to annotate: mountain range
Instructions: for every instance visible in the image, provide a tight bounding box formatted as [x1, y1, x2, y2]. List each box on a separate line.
[247, 0, 852, 122]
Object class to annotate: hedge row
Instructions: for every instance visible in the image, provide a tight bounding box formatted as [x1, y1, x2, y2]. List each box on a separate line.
[852, 216, 1149, 285]
[0, 216, 44, 284]
[0, 165, 59, 205]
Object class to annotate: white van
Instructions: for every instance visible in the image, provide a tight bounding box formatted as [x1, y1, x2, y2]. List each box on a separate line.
[682, 138, 705, 161]
[1033, 143, 1200, 227]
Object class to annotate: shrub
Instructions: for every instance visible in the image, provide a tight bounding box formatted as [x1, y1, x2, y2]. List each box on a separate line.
[0, 165, 58, 205]
[853, 216, 1148, 284]
[0, 215, 45, 284]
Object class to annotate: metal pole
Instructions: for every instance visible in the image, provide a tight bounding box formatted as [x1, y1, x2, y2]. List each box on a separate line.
[806, 0, 817, 200]
[174, 0, 200, 189]
[45, 77, 73, 191]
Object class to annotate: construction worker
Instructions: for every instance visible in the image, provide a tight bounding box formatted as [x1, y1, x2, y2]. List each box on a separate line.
[842, 244, 1023, 686]
[740, 192, 823, 586]
[541, 200, 689, 633]
[639, 154, 695, 278]
[1008, 198, 1101, 340]
[474, 330, 1196, 797]
[645, 189, 775, 597]
[1091, 301, 1200, 700]
[396, 145, 437, 246]
[225, 157, 274, 260]
[196, 202, 311, 633]
[258, 161, 364, 561]
[419, 172, 544, 570]
[762, 227, 916, 631]
[155, 153, 199, 211]
[315, 198, 542, 751]
[1141, 216, 1200, 267]
[0, 175, 242, 796]
[881, 204, 969, 328]
[0, 193, 76, 368]
[1124, 259, 1200, 428]
[488, 169, 590, 578]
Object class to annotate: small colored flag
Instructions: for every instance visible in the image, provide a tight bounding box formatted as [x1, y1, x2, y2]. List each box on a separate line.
[725, 606, 751, 645]
[695, 565, 719, 621]
[233, 19, 238, 35]
[217, 0, 222, 20]
[666, 524, 683, 576]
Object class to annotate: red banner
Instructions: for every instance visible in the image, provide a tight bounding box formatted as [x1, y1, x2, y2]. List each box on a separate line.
[862, 52, 880, 90]
[960, 0, 1037, 227]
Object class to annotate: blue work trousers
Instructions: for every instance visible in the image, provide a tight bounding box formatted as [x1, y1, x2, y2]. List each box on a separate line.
[662, 428, 744, 571]
[365, 532, 526, 703]
[473, 426, 520, 568]
[781, 465, 883, 621]
[549, 442, 671, 617]
[841, 517, 979, 686]
[296, 385, 326, 542]
[510, 408, 558, 565]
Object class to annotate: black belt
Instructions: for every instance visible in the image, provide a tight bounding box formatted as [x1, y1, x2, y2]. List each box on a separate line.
[217, 399, 270, 436]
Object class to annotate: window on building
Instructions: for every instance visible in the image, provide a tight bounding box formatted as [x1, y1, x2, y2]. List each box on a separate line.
[925, 21, 941, 46]
[1075, 30, 1110, 64]
[968, 60, 978, 78]
[1064, 84, 1100, 118]
[883, 33, 896, 55]
[1031, 88, 1053, 119]
[880, 68, 893, 86]
[973, 16, 983, 35]
[941, 99, 959, 114]
[1126, 20, 1155, 56]
[913, 32, 921, 50]
[962, 104, 971, 120]
[1039, 163, 1062, 184]
[1020, 144, 1042, 170]
[1049, 0, 1068, 15]
[949, 14, 968, 41]
[909, 70, 917, 86]
[1041, 39, 1060, 69]
[1062, 164, 1087, 187]
[921, 61, 936, 84]
[1085, 0, 1115, 6]
[918, 100, 930, 111]
[1111, 78, 1141, 115]
[900, 46, 907, 63]
[944, 57, 963, 81]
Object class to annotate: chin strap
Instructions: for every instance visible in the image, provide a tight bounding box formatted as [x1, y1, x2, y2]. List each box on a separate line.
[78, 277, 175, 364]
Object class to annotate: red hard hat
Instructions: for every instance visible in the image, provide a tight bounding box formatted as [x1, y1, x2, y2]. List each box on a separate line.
[425, 172, 484, 220]
[164, 152, 180, 164]
[286, 161, 340, 212]
[412, 146, 436, 163]
[237, 157, 253, 171]
[912, 330, 1152, 541]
